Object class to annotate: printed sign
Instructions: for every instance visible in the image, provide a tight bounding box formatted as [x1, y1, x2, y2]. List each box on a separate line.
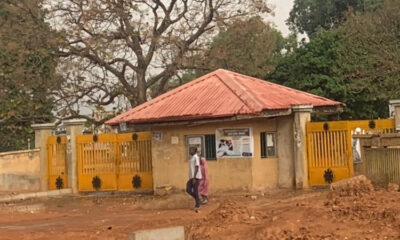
[216, 128, 253, 157]
[152, 131, 162, 141]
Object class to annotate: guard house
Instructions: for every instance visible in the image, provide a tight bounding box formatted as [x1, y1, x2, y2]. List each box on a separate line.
[106, 69, 343, 191]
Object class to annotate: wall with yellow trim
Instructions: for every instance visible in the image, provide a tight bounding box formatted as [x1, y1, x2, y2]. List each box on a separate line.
[151, 117, 294, 192]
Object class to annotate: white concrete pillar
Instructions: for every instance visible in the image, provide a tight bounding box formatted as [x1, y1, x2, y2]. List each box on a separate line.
[277, 115, 295, 188]
[64, 119, 86, 194]
[292, 105, 313, 189]
[32, 123, 56, 191]
[389, 100, 400, 132]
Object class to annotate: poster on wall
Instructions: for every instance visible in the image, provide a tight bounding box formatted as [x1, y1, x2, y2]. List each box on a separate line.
[216, 128, 253, 157]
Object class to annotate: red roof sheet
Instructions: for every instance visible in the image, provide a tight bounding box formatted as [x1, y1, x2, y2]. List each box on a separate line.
[106, 69, 342, 125]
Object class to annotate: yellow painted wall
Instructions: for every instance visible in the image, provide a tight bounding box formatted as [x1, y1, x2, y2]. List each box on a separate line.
[151, 118, 284, 192]
[0, 149, 41, 191]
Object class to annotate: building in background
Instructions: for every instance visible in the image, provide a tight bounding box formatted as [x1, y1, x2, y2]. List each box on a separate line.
[106, 69, 343, 191]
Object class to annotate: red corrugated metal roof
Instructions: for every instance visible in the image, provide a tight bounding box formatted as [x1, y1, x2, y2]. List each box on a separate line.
[106, 69, 342, 125]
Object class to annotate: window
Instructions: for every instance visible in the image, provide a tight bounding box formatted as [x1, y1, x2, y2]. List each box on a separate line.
[205, 135, 216, 160]
[186, 135, 216, 161]
[261, 132, 276, 158]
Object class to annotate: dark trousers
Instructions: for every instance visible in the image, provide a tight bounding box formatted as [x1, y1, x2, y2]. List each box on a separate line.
[186, 179, 200, 208]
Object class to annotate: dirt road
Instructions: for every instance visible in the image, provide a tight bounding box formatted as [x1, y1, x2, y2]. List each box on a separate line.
[0, 185, 399, 240]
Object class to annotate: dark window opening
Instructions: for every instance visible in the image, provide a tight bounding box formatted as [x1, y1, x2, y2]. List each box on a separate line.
[261, 132, 276, 158]
[205, 134, 216, 160]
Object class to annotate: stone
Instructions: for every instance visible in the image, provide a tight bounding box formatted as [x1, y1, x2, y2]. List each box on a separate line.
[154, 185, 172, 196]
[128, 226, 184, 240]
[154, 188, 167, 196]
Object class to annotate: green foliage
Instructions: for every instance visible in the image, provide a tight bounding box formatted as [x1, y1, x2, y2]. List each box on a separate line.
[197, 17, 288, 79]
[270, 0, 400, 120]
[267, 30, 347, 108]
[288, 0, 383, 37]
[0, 0, 61, 152]
[335, 0, 400, 119]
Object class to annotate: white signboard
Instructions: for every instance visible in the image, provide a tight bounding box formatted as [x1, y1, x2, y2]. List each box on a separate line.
[119, 122, 127, 132]
[189, 137, 202, 145]
[171, 136, 179, 144]
[216, 128, 253, 157]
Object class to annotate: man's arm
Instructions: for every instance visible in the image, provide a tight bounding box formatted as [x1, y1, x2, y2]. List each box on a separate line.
[193, 165, 199, 183]
[193, 155, 200, 183]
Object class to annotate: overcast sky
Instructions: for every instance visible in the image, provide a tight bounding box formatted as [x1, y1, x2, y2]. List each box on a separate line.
[266, 0, 294, 36]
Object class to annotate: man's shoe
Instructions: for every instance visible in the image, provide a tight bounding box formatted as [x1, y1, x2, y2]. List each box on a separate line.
[201, 199, 208, 205]
[193, 207, 200, 213]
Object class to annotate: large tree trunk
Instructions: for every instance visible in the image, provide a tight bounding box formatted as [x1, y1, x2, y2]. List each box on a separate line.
[137, 71, 147, 106]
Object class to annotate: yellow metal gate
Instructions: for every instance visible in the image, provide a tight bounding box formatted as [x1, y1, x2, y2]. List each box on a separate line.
[47, 136, 68, 190]
[306, 119, 394, 186]
[77, 132, 152, 191]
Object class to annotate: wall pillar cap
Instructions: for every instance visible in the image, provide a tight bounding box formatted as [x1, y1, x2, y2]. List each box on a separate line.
[291, 104, 313, 112]
[63, 119, 87, 126]
[389, 99, 400, 106]
[31, 123, 56, 130]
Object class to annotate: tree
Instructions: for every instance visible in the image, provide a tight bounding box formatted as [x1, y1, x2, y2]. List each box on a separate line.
[269, 0, 400, 120]
[45, 0, 272, 124]
[267, 29, 347, 113]
[0, 0, 62, 151]
[335, 0, 400, 118]
[288, 0, 383, 37]
[195, 16, 288, 79]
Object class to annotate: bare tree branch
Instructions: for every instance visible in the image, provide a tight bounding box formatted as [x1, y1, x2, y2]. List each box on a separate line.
[45, 0, 271, 122]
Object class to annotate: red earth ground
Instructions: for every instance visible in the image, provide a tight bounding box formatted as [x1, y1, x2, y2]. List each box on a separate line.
[0, 181, 399, 240]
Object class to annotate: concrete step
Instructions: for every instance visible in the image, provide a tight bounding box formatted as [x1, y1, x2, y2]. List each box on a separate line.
[0, 189, 72, 202]
[129, 226, 184, 240]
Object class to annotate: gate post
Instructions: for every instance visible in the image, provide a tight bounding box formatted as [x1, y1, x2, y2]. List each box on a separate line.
[64, 119, 86, 194]
[292, 105, 313, 189]
[389, 100, 400, 132]
[32, 123, 56, 191]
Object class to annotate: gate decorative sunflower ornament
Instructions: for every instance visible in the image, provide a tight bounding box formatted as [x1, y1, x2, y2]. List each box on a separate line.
[132, 175, 142, 189]
[92, 176, 101, 190]
[55, 176, 63, 189]
[323, 168, 334, 184]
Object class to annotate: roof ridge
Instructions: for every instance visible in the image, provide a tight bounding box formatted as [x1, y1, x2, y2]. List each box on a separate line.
[114, 71, 218, 122]
[227, 69, 340, 103]
[216, 70, 264, 112]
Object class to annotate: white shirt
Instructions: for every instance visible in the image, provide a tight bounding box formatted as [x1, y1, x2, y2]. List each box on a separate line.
[188, 154, 202, 179]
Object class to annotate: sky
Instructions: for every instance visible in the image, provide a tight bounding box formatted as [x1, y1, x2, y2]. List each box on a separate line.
[266, 0, 294, 37]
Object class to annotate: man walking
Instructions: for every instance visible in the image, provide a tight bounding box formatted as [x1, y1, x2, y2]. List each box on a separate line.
[186, 147, 202, 212]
